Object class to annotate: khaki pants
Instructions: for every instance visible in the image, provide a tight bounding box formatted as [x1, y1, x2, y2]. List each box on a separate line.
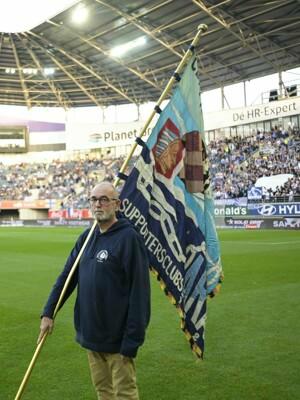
[87, 351, 139, 400]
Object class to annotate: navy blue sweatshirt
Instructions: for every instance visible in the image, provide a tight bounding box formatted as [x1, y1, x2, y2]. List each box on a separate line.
[42, 219, 151, 358]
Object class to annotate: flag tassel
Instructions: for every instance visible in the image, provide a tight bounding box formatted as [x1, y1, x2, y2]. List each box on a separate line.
[150, 266, 203, 358]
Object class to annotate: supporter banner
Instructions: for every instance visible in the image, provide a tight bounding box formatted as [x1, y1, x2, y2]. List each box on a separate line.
[248, 203, 300, 217]
[120, 55, 222, 358]
[255, 174, 293, 191]
[48, 209, 92, 219]
[247, 187, 262, 200]
[0, 199, 56, 209]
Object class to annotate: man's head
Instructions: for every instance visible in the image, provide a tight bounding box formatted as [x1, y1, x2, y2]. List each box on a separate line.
[89, 182, 120, 230]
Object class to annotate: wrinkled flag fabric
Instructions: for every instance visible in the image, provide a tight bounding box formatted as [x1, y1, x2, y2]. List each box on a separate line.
[119, 55, 222, 357]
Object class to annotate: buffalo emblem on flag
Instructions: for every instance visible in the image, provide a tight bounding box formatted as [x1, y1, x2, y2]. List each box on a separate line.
[153, 118, 184, 179]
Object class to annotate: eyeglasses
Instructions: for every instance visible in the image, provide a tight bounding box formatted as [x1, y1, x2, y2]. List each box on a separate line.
[89, 196, 118, 206]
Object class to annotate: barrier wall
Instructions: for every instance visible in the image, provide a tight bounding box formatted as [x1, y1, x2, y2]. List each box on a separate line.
[1, 201, 299, 230]
[214, 202, 300, 229]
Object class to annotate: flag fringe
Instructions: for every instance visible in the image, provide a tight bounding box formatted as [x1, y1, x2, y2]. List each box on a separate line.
[150, 265, 203, 359]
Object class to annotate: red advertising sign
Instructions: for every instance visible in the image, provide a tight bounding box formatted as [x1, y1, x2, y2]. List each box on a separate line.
[48, 208, 92, 219]
[0, 199, 52, 209]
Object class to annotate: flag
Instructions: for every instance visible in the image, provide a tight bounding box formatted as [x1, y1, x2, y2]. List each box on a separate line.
[119, 55, 223, 358]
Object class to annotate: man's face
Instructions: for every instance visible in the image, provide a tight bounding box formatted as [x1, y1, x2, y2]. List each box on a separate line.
[89, 185, 120, 224]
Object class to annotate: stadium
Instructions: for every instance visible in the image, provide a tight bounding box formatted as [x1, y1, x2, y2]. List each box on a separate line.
[1, 1, 299, 399]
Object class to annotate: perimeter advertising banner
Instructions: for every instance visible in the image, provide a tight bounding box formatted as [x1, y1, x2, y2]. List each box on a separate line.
[225, 217, 300, 229]
[0, 219, 92, 227]
[247, 203, 300, 217]
[215, 203, 300, 217]
[0, 199, 56, 209]
[225, 218, 265, 229]
[214, 205, 248, 217]
[48, 209, 92, 219]
[66, 121, 153, 150]
[205, 97, 300, 130]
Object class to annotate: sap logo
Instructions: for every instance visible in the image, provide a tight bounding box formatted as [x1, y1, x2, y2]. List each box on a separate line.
[257, 205, 276, 216]
[273, 218, 300, 228]
[285, 218, 300, 228]
[96, 250, 108, 262]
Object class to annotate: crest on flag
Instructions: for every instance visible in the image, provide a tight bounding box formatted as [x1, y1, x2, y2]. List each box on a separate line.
[119, 55, 223, 358]
[153, 118, 184, 178]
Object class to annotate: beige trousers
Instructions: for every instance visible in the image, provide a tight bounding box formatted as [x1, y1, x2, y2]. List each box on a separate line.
[87, 351, 139, 400]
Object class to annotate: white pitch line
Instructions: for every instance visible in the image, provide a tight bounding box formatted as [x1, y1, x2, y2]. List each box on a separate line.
[223, 240, 300, 245]
[265, 242, 300, 245]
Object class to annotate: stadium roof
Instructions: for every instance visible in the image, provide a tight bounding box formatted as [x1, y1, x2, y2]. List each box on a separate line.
[0, 0, 299, 108]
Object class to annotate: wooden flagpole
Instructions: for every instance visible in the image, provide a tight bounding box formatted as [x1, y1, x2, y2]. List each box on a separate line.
[14, 220, 97, 400]
[114, 24, 208, 187]
[14, 23, 207, 400]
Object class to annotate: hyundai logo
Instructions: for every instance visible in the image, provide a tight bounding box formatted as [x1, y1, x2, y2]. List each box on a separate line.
[257, 205, 276, 216]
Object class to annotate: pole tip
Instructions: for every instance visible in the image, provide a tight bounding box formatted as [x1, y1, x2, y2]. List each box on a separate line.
[197, 24, 208, 33]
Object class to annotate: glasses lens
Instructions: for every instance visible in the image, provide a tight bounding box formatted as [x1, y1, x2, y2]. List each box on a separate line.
[89, 196, 110, 205]
[99, 196, 110, 205]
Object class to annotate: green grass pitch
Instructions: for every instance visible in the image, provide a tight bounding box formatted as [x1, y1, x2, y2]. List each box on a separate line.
[0, 227, 299, 400]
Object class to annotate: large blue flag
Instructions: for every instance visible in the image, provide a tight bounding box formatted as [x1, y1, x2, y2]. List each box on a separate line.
[119, 56, 223, 358]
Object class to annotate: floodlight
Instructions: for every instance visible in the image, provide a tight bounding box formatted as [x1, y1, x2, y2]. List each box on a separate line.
[44, 68, 55, 75]
[110, 36, 146, 57]
[71, 3, 89, 24]
[5, 68, 16, 74]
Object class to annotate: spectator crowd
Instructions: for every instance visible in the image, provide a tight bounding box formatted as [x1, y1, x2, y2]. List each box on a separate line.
[0, 127, 299, 206]
[0, 158, 117, 208]
[209, 127, 300, 200]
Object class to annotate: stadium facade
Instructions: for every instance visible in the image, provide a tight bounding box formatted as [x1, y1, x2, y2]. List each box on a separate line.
[0, 93, 299, 158]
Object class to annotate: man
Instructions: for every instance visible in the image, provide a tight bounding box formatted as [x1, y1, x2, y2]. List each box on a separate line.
[38, 181, 151, 400]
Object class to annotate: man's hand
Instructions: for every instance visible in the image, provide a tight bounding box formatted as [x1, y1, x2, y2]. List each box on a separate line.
[209, 273, 224, 298]
[37, 316, 54, 344]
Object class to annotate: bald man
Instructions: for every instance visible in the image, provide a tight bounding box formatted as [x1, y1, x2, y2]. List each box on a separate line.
[38, 182, 151, 400]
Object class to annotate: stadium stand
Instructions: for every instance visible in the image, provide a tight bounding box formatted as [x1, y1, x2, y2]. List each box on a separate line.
[1, 128, 299, 206]
[209, 127, 300, 201]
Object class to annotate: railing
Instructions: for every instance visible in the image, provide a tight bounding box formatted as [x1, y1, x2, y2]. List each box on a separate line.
[248, 195, 300, 204]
